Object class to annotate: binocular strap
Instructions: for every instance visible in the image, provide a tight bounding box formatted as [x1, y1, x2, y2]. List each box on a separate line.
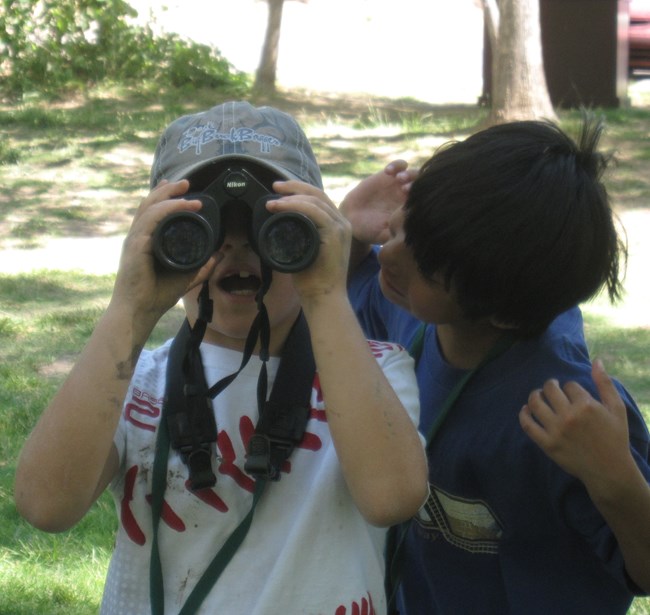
[150, 278, 315, 615]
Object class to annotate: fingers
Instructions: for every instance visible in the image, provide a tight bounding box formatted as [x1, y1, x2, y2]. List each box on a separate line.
[519, 392, 556, 455]
[521, 387, 555, 431]
[135, 179, 189, 215]
[385, 160, 418, 192]
[528, 379, 567, 418]
[519, 403, 548, 442]
[266, 193, 344, 227]
[130, 181, 202, 239]
[272, 179, 333, 203]
[520, 366, 621, 439]
[550, 363, 624, 423]
[385, 160, 408, 175]
[119, 181, 206, 285]
[519, 382, 572, 452]
[519, 379, 573, 438]
[385, 159, 417, 180]
[271, 181, 342, 224]
[539, 376, 599, 414]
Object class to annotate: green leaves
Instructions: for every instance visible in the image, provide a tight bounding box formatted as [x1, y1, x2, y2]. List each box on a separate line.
[0, 0, 250, 98]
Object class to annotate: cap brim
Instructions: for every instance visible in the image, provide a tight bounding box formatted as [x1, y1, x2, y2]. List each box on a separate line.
[166, 153, 303, 184]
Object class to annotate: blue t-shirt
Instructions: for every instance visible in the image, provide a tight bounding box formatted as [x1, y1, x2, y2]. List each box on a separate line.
[349, 248, 650, 615]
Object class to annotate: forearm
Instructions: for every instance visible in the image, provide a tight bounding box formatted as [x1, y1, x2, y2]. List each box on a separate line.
[15, 180, 217, 531]
[585, 461, 650, 592]
[14, 303, 158, 531]
[302, 292, 427, 526]
[270, 180, 426, 522]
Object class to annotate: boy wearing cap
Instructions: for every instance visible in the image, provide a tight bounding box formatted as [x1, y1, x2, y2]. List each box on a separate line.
[337, 118, 650, 613]
[15, 101, 428, 615]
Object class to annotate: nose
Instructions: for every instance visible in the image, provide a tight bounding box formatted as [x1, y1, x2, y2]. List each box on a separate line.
[220, 228, 251, 252]
[219, 204, 253, 253]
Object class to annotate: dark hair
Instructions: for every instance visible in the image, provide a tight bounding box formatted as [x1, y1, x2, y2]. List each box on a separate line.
[403, 117, 626, 338]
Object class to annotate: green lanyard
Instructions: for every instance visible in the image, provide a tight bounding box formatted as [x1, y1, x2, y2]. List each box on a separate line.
[409, 323, 514, 445]
[385, 324, 515, 613]
[149, 400, 268, 615]
[422, 329, 514, 450]
[149, 306, 314, 615]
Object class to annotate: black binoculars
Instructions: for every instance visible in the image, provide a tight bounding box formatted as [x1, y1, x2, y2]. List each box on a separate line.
[153, 164, 320, 273]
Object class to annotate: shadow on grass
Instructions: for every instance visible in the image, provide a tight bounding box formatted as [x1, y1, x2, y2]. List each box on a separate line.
[5, 87, 650, 247]
[0, 87, 493, 244]
[0, 271, 115, 310]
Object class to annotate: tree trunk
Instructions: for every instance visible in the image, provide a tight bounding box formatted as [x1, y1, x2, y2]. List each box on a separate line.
[484, 0, 557, 124]
[254, 0, 285, 95]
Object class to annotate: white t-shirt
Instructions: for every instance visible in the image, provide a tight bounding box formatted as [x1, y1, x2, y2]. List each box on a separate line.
[101, 337, 420, 615]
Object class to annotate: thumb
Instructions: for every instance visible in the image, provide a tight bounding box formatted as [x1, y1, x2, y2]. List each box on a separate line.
[592, 359, 626, 418]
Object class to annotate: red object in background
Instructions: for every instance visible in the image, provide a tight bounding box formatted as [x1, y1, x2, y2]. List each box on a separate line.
[630, 0, 650, 71]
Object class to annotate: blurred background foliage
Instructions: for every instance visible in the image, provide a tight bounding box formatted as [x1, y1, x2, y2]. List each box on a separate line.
[0, 0, 250, 98]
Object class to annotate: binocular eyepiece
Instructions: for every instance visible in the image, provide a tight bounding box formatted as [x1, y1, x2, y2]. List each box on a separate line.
[153, 165, 320, 273]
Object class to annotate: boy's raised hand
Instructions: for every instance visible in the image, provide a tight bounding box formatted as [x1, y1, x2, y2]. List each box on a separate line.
[339, 160, 417, 246]
[521, 362, 650, 593]
[519, 360, 635, 494]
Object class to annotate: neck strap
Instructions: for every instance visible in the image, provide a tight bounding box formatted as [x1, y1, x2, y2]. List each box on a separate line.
[423, 330, 515, 448]
[150, 275, 314, 615]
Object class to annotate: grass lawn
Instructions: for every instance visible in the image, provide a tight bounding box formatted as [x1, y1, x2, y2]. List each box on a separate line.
[1, 84, 649, 613]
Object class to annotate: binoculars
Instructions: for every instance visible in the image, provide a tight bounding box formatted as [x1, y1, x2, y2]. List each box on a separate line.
[153, 164, 319, 273]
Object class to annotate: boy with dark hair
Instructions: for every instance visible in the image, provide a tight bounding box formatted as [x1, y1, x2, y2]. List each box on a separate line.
[15, 101, 428, 615]
[337, 118, 650, 614]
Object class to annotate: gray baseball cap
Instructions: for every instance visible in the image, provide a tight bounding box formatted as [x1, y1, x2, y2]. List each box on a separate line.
[149, 101, 323, 189]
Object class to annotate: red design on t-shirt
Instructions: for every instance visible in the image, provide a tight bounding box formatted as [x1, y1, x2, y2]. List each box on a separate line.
[334, 593, 376, 615]
[124, 395, 160, 432]
[313, 373, 324, 404]
[121, 465, 146, 545]
[298, 430, 322, 451]
[367, 339, 398, 358]
[239, 414, 255, 450]
[187, 481, 229, 512]
[121, 379, 328, 539]
[145, 493, 186, 532]
[310, 406, 328, 423]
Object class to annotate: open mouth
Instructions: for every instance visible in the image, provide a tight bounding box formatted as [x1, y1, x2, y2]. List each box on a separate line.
[218, 271, 262, 296]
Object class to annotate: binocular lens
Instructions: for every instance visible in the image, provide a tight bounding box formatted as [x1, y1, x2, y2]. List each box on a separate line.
[259, 214, 318, 272]
[156, 214, 213, 270]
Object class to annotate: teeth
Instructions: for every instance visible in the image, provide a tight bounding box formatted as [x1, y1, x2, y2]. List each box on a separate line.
[238, 271, 251, 279]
